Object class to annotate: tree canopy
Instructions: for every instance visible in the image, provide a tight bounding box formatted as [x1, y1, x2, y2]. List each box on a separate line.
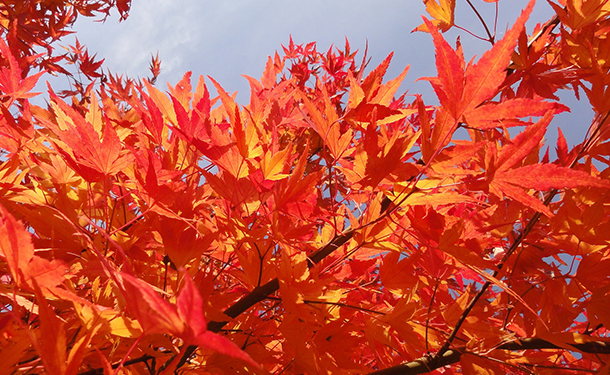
[1, 0, 610, 374]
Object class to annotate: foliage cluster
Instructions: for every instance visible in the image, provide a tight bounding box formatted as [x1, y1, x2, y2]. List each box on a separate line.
[1, 0, 610, 374]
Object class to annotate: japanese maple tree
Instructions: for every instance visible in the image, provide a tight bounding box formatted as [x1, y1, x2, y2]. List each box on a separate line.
[1, 0, 610, 374]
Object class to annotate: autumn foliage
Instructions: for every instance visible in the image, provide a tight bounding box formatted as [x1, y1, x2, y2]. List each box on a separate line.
[2, 0, 610, 374]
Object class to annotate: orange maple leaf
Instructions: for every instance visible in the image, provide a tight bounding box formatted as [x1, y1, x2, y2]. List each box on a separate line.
[423, 1, 545, 130]
[0, 39, 43, 103]
[114, 271, 259, 367]
[0, 205, 68, 295]
[41, 93, 134, 181]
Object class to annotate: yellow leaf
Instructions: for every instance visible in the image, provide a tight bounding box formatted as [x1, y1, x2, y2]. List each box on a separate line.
[403, 191, 480, 208]
[371, 65, 410, 106]
[461, 353, 503, 375]
[346, 71, 365, 109]
[144, 79, 177, 126]
[50, 101, 76, 131]
[443, 286, 471, 325]
[261, 147, 290, 180]
[85, 92, 104, 133]
[414, 0, 456, 33]
[66, 324, 102, 375]
[75, 304, 143, 338]
[106, 313, 144, 338]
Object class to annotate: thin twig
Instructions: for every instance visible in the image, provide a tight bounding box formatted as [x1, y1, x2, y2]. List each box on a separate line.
[465, 0, 495, 44]
[425, 282, 439, 353]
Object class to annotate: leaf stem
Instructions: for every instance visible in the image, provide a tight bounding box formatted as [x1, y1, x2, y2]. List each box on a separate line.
[465, 0, 495, 44]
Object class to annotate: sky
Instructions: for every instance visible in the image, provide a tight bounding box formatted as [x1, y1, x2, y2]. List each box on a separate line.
[50, 0, 593, 151]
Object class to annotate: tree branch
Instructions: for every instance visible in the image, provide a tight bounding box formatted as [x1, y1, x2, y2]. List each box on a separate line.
[170, 229, 356, 370]
[78, 354, 157, 375]
[368, 338, 610, 375]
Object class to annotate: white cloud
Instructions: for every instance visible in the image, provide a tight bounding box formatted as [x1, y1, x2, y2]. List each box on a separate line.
[71, 1, 430, 99]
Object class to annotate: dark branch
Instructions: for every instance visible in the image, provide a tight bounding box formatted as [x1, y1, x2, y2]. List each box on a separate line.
[368, 338, 610, 375]
[78, 354, 156, 375]
[171, 229, 357, 370]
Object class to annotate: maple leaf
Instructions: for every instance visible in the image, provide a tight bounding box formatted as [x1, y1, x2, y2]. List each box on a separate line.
[413, 0, 456, 33]
[25, 281, 67, 375]
[0, 39, 43, 103]
[0, 204, 68, 295]
[132, 87, 171, 145]
[461, 353, 505, 375]
[156, 215, 217, 268]
[177, 275, 259, 367]
[148, 51, 161, 84]
[114, 271, 258, 366]
[0, 204, 35, 287]
[274, 144, 325, 220]
[355, 120, 419, 188]
[42, 92, 134, 181]
[497, 163, 610, 191]
[260, 146, 291, 181]
[506, 28, 579, 100]
[298, 89, 352, 160]
[464, 98, 568, 129]
[360, 52, 395, 101]
[423, 0, 539, 129]
[555, 127, 570, 166]
[116, 272, 184, 334]
[549, 0, 610, 30]
[495, 111, 552, 172]
[76, 48, 105, 80]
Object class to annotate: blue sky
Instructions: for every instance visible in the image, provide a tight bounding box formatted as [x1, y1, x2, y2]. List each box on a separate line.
[54, 0, 592, 151]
